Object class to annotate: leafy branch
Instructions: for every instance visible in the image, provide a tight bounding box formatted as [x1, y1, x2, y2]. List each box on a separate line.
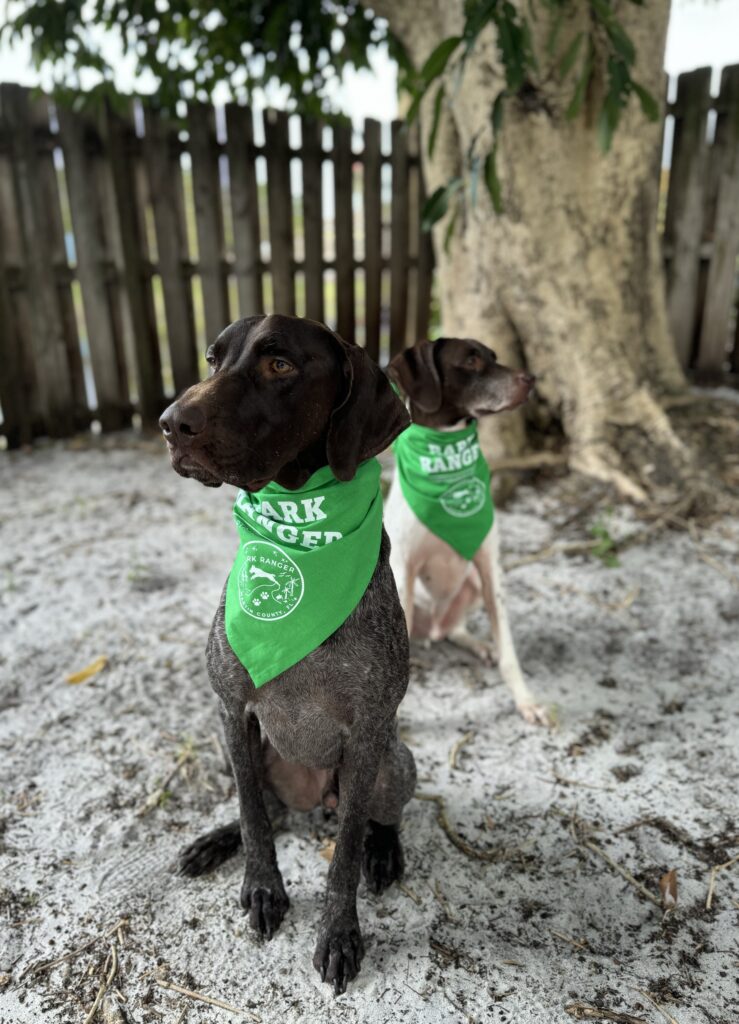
[412, 0, 660, 229]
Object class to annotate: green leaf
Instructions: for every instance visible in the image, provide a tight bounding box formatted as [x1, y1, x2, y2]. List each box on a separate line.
[491, 89, 505, 137]
[546, 8, 565, 57]
[428, 84, 445, 158]
[606, 22, 635, 65]
[484, 147, 502, 214]
[420, 35, 461, 84]
[421, 178, 463, 231]
[597, 105, 615, 152]
[566, 45, 594, 120]
[632, 81, 659, 121]
[443, 203, 459, 254]
[406, 89, 423, 124]
[558, 32, 583, 81]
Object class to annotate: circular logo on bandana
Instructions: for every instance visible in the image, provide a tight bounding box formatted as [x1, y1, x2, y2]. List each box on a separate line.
[440, 476, 486, 518]
[237, 541, 304, 621]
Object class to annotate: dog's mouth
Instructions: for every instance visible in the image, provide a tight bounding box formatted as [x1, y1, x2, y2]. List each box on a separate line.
[166, 442, 273, 492]
[472, 380, 535, 417]
[166, 444, 223, 488]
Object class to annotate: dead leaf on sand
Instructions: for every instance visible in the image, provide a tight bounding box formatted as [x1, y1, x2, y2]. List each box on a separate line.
[65, 656, 109, 685]
[319, 839, 336, 862]
[659, 868, 678, 910]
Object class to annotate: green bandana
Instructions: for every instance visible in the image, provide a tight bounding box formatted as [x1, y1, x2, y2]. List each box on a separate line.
[393, 421, 494, 559]
[225, 459, 383, 687]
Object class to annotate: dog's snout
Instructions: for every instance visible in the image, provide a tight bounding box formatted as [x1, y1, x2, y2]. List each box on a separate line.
[159, 401, 207, 442]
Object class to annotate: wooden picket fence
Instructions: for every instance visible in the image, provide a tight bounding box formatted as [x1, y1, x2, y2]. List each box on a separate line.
[0, 67, 738, 449]
[663, 64, 739, 376]
[0, 85, 433, 447]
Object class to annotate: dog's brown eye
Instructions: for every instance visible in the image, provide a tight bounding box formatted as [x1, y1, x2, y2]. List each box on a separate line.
[205, 347, 217, 367]
[465, 353, 482, 370]
[270, 358, 294, 375]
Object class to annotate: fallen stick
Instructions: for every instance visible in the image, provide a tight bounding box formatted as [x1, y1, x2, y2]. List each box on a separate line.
[416, 792, 512, 863]
[634, 989, 681, 1024]
[582, 839, 661, 908]
[550, 930, 588, 951]
[155, 979, 260, 1020]
[564, 1002, 648, 1023]
[705, 852, 739, 910]
[20, 918, 128, 981]
[82, 942, 118, 1024]
[136, 747, 194, 817]
[449, 730, 475, 771]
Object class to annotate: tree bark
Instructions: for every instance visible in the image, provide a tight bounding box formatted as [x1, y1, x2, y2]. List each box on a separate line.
[370, 0, 689, 501]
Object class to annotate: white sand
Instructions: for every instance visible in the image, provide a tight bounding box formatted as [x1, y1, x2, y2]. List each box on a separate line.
[1, 438, 737, 1024]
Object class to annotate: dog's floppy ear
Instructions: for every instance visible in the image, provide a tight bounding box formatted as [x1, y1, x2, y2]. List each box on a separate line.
[327, 338, 410, 481]
[387, 340, 443, 412]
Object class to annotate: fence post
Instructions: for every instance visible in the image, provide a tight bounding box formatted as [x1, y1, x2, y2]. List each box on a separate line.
[695, 65, 739, 374]
[143, 103, 199, 393]
[102, 101, 164, 427]
[58, 105, 132, 430]
[301, 116, 325, 325]
[664, 67, 711, 367]
[189, 103, 230, 345]
[334, 121, 355, 343]
[390, 120, 409, 357]
[264, 110, 295, 314]
[0, 84, 76, 437]
[225, 104, 263, 318]
[363, 119, 382, 362]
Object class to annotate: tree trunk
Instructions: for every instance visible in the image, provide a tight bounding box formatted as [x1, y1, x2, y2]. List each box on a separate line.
[370, 0, 690, 501]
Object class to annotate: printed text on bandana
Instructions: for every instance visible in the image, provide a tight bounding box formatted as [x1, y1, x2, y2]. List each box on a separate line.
[235, 491, 342, 547]
[419, 435, 481, 476]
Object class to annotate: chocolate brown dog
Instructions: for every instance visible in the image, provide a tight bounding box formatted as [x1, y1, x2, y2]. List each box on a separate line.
[159, 314, 416, 994]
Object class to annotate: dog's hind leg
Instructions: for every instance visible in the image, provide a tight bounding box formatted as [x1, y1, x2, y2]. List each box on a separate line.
[364, 727, 416, 894]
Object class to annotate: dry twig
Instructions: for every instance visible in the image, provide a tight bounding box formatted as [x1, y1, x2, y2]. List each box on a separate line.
[20, 918, 128, 981]
[82, 943, 118, 1024]
[449, 730, 475, 770]
[582, 838, 661, 908]
[564, 1002, 647, 1023]
[416, 792, 515, 863]
[136, 746, 195, 817]
[706, 853, 739, 910]
[634, 989, 681, 1024]
[550, 930, 588, 951]
[155, 979, 260, 1020]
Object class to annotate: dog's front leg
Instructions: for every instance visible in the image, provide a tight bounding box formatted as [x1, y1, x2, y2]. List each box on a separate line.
[219, 701, 289, 938]
[313, 718, 389, 995]
[474, 520, 552, 727]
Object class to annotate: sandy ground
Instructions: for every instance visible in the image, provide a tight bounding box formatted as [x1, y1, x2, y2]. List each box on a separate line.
[1, 436, 738, 1024]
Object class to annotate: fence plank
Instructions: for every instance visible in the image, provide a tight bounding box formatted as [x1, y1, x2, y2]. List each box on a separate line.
[0, 84, 76, 437]
[58, 105, 131, 430]
[264, 110, 295, 314]
[103, 101, 164, 426]
[225, 103, 263, 318]
[390, 120, 409, 356]
[695, 66, 739, 374]
[143, 104, 199, 393]
[334, 121, 355, 342]
[664, 67, 711, 367]
[189, 103, 230, 344]
[363, 119, 382, 361]
[31, 96, 88, 425]
[301, 116, 324, 324]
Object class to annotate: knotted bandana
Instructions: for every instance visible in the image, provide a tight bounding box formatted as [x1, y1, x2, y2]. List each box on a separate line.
[225, 459, 383, 687]
[393, 421, 494, 559]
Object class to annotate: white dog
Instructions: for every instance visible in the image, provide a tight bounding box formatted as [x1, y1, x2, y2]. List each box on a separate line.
[385, 337, 550, 726]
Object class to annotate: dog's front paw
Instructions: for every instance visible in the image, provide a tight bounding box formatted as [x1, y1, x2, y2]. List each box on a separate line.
[362, 821, 404, 894]
[241, 876, 289, 939]
[517, 701, 554, 727]
[313, 915, 365, 995]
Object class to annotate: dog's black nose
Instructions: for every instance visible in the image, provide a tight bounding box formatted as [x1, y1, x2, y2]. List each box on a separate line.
[160, 401, 206, 442]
